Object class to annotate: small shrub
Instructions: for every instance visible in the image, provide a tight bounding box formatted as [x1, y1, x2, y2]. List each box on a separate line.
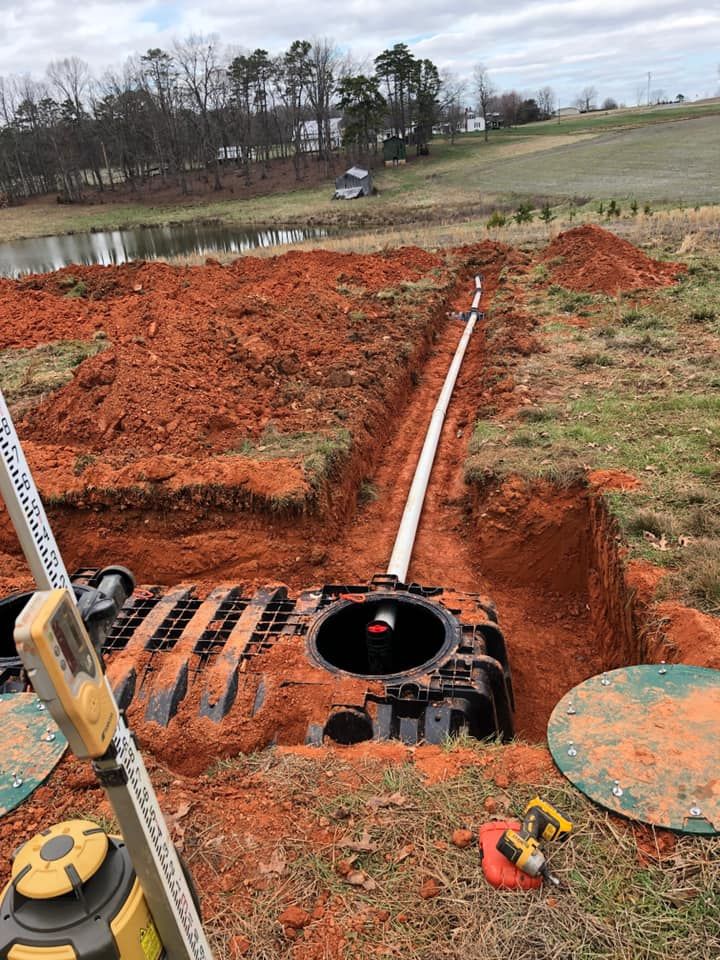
[571, 352, 613, 368]
[64, 280, 87, 298]
[606, 199, 621, 218]
[597, 201, 605, 215]
[643, 202, 653, 215]
[513, 203, 534, 224]
[539, 203, 555, 223]
[630, 199, 639, 215]
[519, 406, 558, 423]
[486, 211, 507, 229]
[688, 308, 716, 323]
[73, 454, 96, 476]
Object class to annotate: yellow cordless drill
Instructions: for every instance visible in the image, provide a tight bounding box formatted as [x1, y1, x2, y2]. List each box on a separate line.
[496, 797, 573, 886]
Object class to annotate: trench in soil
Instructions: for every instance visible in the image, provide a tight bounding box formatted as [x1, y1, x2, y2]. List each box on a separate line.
[1, 255, 645, 743]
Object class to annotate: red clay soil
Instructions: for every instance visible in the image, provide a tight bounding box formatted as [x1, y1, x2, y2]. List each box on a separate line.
[541, 224, 686, 293]
[4, 246, 443, 460]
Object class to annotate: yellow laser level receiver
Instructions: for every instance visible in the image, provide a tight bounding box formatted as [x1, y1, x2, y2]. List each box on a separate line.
[14, 589, 119, 759]
[0, 820, 164, 960]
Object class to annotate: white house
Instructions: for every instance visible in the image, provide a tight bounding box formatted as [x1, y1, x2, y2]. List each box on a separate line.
[300, 117, 343, 152]
[464, 114, 486, 133]
[556, 106, 581, 117]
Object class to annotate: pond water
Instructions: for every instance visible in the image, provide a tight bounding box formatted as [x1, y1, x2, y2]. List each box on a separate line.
[0, 222, 330, 278]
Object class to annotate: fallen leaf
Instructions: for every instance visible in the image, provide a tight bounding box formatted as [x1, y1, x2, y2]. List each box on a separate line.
[345, 869, 377, 891]
[166, 801, 192, 850]
[259, 847, 287, 876]
[340, 829, 378, 853]
[394, 843, 415, 863]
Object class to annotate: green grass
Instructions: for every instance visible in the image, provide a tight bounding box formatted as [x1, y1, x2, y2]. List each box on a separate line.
[466, 251, 720, 612]
[228, 426, 353, 494]
[197, 745, 720, 960]
[0, 338, 108, 411]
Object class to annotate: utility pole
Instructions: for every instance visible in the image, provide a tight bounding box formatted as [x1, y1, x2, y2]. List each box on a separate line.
[647, 72, 651, 107]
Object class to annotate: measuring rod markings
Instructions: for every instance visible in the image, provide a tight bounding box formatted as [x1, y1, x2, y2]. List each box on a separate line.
[0, 390, 71, 592]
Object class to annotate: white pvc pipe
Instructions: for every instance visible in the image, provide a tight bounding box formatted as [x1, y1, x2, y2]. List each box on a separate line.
[386, 275, 483, 582]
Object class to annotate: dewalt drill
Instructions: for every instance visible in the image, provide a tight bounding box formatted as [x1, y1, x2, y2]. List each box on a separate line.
[496, 797, 573, 886]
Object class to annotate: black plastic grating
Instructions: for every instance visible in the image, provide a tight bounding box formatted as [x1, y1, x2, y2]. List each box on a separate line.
[146, 598, 202, 652]
[103, 596, 161, 653]
[242, 598, 298, 659]
[192, 595, 251, 670]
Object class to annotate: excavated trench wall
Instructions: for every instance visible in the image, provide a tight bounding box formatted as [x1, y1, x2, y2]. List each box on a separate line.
[469, 478, 646, 740]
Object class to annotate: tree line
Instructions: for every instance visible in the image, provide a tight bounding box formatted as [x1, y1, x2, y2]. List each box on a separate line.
[0, 39, 559, 204]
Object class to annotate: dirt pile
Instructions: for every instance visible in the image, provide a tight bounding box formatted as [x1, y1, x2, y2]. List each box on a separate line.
[2, 247, 442, 459]
[541, 224, 685, 293]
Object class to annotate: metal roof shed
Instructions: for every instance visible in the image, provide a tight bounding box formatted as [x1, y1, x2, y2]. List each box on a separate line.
[333, 166, 372, 199]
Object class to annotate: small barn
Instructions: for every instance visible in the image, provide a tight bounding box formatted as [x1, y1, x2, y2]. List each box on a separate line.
[333, 166, 372, 200]
[382, 136, 407, 166]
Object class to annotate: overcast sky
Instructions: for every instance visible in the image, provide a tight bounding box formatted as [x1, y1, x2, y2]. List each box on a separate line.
[2, 0, 719, 106]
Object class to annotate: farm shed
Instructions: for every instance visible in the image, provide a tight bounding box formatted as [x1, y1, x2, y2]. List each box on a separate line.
[382, 136, 407, 165]
[333, 166, 372, 200]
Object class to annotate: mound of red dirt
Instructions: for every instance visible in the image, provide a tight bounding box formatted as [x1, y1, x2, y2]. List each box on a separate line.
[0, 247, 444, 464]
[541, 224, 685, 293]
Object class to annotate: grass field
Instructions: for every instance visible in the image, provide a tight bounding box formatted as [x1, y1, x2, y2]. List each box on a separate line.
[1, 104, 719, 243]
[465, 240, 720, 613]
[196, 745, 720, 960]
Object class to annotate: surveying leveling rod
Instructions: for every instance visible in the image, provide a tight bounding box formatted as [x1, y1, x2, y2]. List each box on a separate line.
[0, 390, 214, 960]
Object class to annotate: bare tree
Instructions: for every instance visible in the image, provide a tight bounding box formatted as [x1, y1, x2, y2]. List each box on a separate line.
[574, 86, 597, 112]
[174, 35, 225, 190]
[498, 90, 522, 126]
[472, 63, 495, 142]
[601, 97, 618, 110]
[307, 38, 340, 173]
[439, 69, 467, 144]
[536, 85, 555, 119]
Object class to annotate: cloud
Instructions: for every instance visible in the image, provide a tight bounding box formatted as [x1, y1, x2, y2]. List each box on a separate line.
[0, 0, 718, 103]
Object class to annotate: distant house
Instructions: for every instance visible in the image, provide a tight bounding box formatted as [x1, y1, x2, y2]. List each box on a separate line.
[464, 111, 486, 133]
[382, 136, 407, 166]
[334, 166, 372, 199]
[556, 106, 581, 117]
[216, 145, 256, 162]
[433, 112, 486, 136]
[300, 117, 343, 152]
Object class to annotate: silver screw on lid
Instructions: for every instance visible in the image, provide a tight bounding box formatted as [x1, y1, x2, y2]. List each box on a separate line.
[43, 727, 56, 742]
[690, 805, 702, 817]
[12, 773, 23, 788]
[658, 661, 667, 675]
[567, 742, 577, 757]
[612, 780, 623, 797]
[600, 674, 610, 686]
[567, 702, 576, 715]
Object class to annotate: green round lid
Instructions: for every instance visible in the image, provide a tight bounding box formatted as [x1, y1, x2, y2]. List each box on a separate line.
[547, 664, 720, 835]
[0, 693, 67, 818]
